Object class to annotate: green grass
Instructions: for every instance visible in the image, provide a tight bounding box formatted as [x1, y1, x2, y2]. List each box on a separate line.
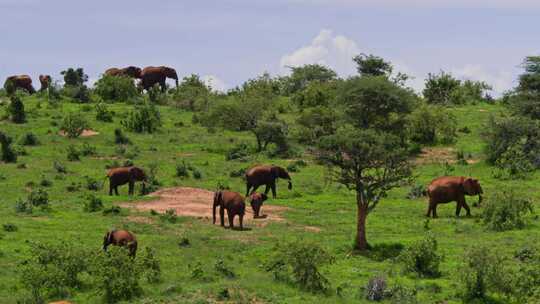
[0, 96, 538, 303]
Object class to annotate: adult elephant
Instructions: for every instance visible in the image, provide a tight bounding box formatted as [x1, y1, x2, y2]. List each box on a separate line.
[245, 165, 292, 199]
[213, 190, 246, 230]
[106, 166, 147, 196]
[39, 75, 51, 92]
[103, 230, 138, 257]
[4, 75, 35, 94]
[104, 66, 142, 78]
[140, 66, 178, 92]
[426, 176, 483, 218]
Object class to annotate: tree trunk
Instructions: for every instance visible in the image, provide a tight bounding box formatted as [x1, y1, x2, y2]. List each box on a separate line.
[355, 192, 369, 251]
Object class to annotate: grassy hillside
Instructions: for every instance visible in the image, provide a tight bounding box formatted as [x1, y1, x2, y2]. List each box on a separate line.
[0, 95, 538, 304]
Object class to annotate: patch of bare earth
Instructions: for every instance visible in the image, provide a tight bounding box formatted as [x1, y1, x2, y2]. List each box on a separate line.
[59, 129, 99, 137]
[414, 147, 479, 165]
[121, 187, 289, 226]
[125, 216, 154, 224]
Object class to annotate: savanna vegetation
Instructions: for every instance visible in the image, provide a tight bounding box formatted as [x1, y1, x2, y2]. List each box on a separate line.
[1, 55, 539, 303]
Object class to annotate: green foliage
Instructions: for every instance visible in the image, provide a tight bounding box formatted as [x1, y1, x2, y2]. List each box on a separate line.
[406, 184, 426, 200]
[121, 102, 161, 133]
[7, 95, 26, 123]
[266, 240, 334, 293]
[160, 208, 178, 223]
[3, 223, 18, 232]
[214, 258, 236, 278]
[253, 119, 289, 153]
[60, 112, 89, 138]
[175, 161, 190, 178]
[94, 75, 138, 102]
[66, 144, 81, 161]
[113, 128, 130, 144]
[19, 132, 39, 146]
[53, 161, 67, 174]
[62, 84, 91, 103]
[296, 106, 338, 144]
[353, 53, 393, 77]
[423, 71, 491, 105]
[482, 190, 534, 231]
[83, 194, 103, 212]
[363, 276, 388, 301]
[15, 198, 33, 214]
[95, 102, 114, 122]
[407, 104, 457, 144]
[61, 67, 88, 87]
[225, 143, 250, 161]
[140, 162, 161, 195]
[27, 188, 49, 208]
[0, 132, 17, 163]
[91, 247, 143, 303]
[173, 74, 212, 111]
[139, 247, 161, 283]
[398, 234, 443, 277]
[291, 80, 337, 108]
[281, 64, 337, 95]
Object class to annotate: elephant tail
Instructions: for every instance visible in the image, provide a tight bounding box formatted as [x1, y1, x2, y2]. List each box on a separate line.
[213, 191, 222, 225]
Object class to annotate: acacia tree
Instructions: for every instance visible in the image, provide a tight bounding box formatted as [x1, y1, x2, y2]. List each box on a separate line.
[353, 53, 393, 77]
[319, 127, 411, 250]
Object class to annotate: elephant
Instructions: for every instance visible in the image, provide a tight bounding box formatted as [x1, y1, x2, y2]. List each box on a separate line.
[140, 66, 178, 92]
[245, 165, 292, 199]
[104, 66, 142, 78]
[103, 229, 138, 257]
[4, 75, 35, 94]
[426, 176, 483, 218]
[39, 75, 51, 92]
[106, 166, 147, 196]
[248, 192, 268, 219]
[213, 190, 245, 230]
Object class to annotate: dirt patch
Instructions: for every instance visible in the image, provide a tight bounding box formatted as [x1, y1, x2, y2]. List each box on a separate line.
[125, 216, 154, 225]
[121, 187, 289, 225]
[59, 129, 99, 137]
[414, 147, 479, 165]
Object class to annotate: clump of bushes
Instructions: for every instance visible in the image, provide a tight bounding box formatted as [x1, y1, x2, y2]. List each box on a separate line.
[363, 276, 387, 301]
[225, 143, 250, 161]
[175, 161, 200, 178]
[53, 161, 67, 174]
[482, 190, 534, 231]
[6, 95, 26, 123]
[66, 145, 81, 161]
[229, 167, 246, 178]
[160, 208, 178, 223]
[121, 102, 161, 133]
[19, 132, 39, 146]
[81, 143, 97, 156]
[95, 102, 114, 122]
[0, 132, 17, 163]
[60, 112, 89, 138]
[408, 104, 457, 145]
[265, 240, 334, 293]
[398, 233, 443, 277]
[83, 194, 103, 212]
[114, 128, 131, 145]
[214, 258, 236, 279]
[3, 223, 18, 232]
[94, 75, 138, 102]
[406, 184, 426, 200]
[140, 162, 161, 195]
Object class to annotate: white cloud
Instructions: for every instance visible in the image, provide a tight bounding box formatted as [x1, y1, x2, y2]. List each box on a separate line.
[280, 29, 359, 76]
[451, 65, 514, 95]
[202, 75, 228, 92]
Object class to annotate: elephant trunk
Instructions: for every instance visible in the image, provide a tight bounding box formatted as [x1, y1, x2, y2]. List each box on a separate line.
[213, 191, 221, 224]
[175, 78, 179, 88]
[141, 182, 146, 195]
[288, 180, 292, 190]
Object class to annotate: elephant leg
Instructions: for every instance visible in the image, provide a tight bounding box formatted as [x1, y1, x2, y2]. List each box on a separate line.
[462, 200, 471, 217]
[220, 206, 225, 227]
[456, 202, 462, 217]
[128, 181, 134, 195]
[160, 80, 166, 92]
[432, 203, 438, 218]
[426, 203, 432, 217]
[245, 184, 252, 197]
[115, 186, 119, 196]
[264, 184, 270, 196]
[271, 182, 277, 199]
[227, 210, 234, 229]
[239, 214, 243, 231]
[109, 182, 113, 196]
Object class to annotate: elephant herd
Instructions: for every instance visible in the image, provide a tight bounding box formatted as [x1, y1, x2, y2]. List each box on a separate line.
[3, 65, 179, 94]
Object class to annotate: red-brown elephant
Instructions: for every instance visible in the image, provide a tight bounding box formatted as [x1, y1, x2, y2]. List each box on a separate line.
[245, 165, 292, 199]
[426, 176, 483, 218]
[104, 66, 142, 78]
[213, 190, 245, 230]
[140, 66, 178, 92]
[103, 230, 138, 257]
[248, 192, 268, 219]
[4, 75, 35, 94]
[106, 166, 147, 196]
[39, 75, 51, 92]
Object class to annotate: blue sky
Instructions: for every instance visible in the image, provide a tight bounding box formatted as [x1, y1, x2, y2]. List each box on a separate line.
[1, 0, 538, 94]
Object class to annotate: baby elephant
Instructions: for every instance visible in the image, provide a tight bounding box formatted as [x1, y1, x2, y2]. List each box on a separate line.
[103, 229, 138, 257]
[213, 190, 245, 230]
[106, 166, 147, 196]
[249, 192, 268, 219]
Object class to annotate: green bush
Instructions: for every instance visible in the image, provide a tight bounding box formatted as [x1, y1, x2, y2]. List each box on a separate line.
[160, 208, 177, 223]
[95, 102, 114, 122]
[15, 198, 33, 214]
[121, 102, 161, 133]
[7, 95, 26, 123]
[81, 143, 97, 156]
[225, 143, 250, 161]
[0, 132, 17, 163]
[265, 240, 334, 293]
[3, 223, 18, 232]
[53, 161, 67, 173]
[60, 112, 89, 138]
[62, 85, 91, 103]
[19, 132, 39, 146]
[94, 75, 138, 102]
[175, 161, 190, 178]
[482, 190, 534, 231]
[139, 247, 161, 283]
[296, 106, 338, 144]
[398, 234, 443, 277]
[172, 74, 212, 111]
[406, 184, 425, 200]
[214, 258, 236, 278]
[408, 104, 457, 144]
[66, 144, 81, 161]
[27, 188, 49, 208]
[83, 194, 103, 212]
[363, 276, 387, 301]
[494, 140, 534, 179]
[192, 169, 202, 179]
[113, 128, 131, 145]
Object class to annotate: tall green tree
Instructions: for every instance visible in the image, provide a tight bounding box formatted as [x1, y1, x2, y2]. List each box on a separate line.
[353, 53, 393, 77]
[61, 68, 88, 87]
[283, 64, 337, 94]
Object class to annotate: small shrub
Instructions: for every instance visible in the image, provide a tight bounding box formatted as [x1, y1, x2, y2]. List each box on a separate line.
[139, 247, 161, 283]
[84, 176, 101, 191]
[406, 184, 425, 200]
[53, 161, 67, 173]
[7, 95, 26, 123]
[192, 169, 202, 179]
[94, 75, 138, 102]
[60, 112, 89, 138]
[66, 145, 81, 161]
[19, 132, 39, 146]
[15, 198, 33, 214]
[160, 208, 177, 223]
[398, 234, 443, 277]
[102, 205, 122, 216]
[458, 126, 471, 134]
[287, 163, 299, 172]
[388, 283, 418, 304]
[0, 132, 17, 163]
[81, 143, 97, 156]
[27, 188, 49, 207]
[66, 182, 80, 192]
[3, 223, 18, 232]
[114, 128, 131, 145]
[225, 143, 250, 161]
[83, 194, 103, 212]
[121, 102, 161, 133]
[39, 175, 52, 187]
[494, 141, 535, 179]
[363, 276, 387, 301]
[483, 190, 534, 231]
[229, 167, 246, 178]
[95, 102, 114, 122]
[265, 240, 334, 293]
[178, 235, 191, 247]
[175, 161, 190, 178]
[214, 258, 236, 278]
